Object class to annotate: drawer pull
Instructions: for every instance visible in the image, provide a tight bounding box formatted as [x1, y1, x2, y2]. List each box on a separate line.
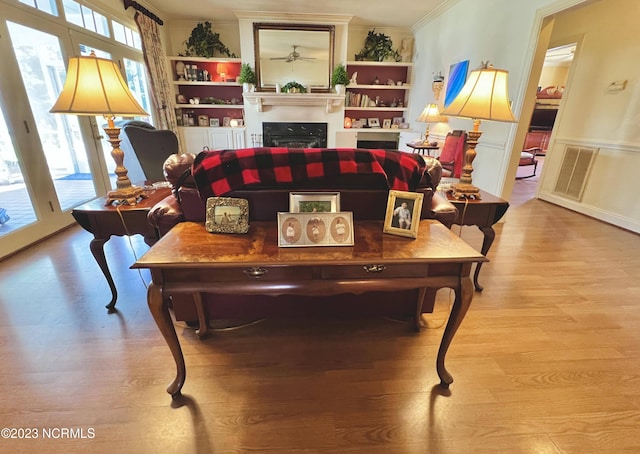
[243, 267, 268, 278]
[363, 264, 386, 273]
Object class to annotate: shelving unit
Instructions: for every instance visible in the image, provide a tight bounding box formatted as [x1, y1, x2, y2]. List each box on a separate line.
[168, 56, 246, 152]
[344, 61, 413, 128]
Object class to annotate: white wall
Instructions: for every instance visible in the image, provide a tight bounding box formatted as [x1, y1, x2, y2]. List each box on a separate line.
[411, 0, 640, 233]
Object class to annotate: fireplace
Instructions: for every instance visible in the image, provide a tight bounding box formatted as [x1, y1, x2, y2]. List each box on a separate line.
[263, 122, 328, 148]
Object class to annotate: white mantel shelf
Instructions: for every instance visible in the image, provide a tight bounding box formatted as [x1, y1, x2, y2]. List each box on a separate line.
[243, 92, 345, 113]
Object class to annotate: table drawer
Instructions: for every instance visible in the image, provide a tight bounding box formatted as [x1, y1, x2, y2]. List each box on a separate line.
[321, 263, 428, 279]
[172, 266, 313, 282]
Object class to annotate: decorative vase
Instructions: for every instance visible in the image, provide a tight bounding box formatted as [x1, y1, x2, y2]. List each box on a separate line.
[334, 84, 345, 95]
[242, 83, 255, 93]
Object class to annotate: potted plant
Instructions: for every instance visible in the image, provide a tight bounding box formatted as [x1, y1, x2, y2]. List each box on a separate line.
[238, 63, 257, 92]
[182, 21, 236, 58]
[282, 81, 306, 93]
[355, 29, 395, 62]
[331, 64, 349, 94]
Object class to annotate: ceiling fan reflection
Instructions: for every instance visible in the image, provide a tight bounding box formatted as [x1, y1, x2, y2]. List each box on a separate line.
[270, 45, 316, 63]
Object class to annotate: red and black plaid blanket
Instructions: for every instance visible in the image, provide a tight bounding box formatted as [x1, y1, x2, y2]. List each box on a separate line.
[192, 147, 427, 198]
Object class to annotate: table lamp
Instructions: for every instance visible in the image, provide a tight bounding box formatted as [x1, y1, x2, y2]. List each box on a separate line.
[441, 62, 517, 199]
[50, 52, 149, 205]
[416, 103, 447, 143]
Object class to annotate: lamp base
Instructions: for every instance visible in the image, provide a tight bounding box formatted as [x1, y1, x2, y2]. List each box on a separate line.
[451, 182, 481, 200]
[105, 185, 146, 206]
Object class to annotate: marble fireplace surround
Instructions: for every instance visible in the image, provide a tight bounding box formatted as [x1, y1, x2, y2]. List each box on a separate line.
[236, 12, 352, 148]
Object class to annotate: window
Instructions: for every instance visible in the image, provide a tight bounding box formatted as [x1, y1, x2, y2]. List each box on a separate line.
[62, 0, 110, 37]
[18, 0, 58, 16]
[112, 20, 142, 50]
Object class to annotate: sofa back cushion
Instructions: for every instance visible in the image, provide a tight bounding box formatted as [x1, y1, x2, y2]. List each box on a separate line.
[192, 147, 429, 200]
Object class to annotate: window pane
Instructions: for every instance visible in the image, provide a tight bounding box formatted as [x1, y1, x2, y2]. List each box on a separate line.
[112, 21, 126, 45]
[37, 0, 58, 16]
[62, 0, 83, 28]
[131, 30, 141, 50]
[94, 11, 110, 38]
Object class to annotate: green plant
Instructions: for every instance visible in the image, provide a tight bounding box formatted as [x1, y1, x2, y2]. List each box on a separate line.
[355, 29, 395, 62]
[282, 81, 306, 93]
[182, 21, 237, 58]
[237, 63, 257, 84]
[331, 64, 349, 86]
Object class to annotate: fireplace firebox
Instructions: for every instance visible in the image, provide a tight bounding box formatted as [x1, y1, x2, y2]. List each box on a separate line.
[263, 122, 328, 148]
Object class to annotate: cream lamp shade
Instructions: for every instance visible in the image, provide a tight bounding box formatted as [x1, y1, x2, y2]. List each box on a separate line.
[50, 52, 148, 205]
[441, 64, 516, 123]
[439, 63, 517, 199]
[50, 53, 147, 117]
[417, 103, 447, 123]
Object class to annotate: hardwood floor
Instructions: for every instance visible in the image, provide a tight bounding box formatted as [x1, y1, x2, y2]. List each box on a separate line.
[0, 180, 639, 453]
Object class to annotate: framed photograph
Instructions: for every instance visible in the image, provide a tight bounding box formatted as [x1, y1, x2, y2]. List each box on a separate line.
[383, 190, 424, 239]
[392, 116, 404, 126]
[368, 118, 381, 128]
[278, 212, 354, 247]
[223, 116, 231, 127]
[382, 119, 392, 129]
[209, 118, 220, 127]
[176, 94, 187, 104]
[205, 197, 249, 234]
[198, 115, 209, 127]
[289, 192, 340, 213]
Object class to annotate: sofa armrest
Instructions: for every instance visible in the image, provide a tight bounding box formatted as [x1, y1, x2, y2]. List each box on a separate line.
[428, 192, 458, 228]
[148, 194, 185, 237]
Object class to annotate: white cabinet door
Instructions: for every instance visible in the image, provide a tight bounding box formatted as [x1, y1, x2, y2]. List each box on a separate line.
[232, 129, 245, 148]
[180, 128, 209, 154]
[208, 129, 234, 150]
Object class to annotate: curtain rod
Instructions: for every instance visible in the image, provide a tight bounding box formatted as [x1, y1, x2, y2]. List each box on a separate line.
[123, 0, 164, 26]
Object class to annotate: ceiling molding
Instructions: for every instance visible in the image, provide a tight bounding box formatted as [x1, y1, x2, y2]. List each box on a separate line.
[234, 11, 353, 26]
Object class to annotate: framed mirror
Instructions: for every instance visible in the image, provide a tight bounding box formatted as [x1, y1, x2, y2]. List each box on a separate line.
[253, 23, 335, 92]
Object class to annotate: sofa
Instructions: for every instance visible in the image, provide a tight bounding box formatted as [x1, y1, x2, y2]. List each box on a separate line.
[147, 147, 458, 322]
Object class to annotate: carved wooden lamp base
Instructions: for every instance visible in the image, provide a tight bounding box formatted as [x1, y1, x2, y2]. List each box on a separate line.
[451, 124, 482, 199]
[103, 120, 146, 206]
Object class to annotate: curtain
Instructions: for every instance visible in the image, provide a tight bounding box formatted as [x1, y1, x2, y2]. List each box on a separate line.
[134, 12, 182, 152]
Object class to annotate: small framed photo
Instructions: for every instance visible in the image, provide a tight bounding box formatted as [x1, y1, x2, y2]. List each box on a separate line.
[176, 94, 187, 104]
[368, 118, 380, 128]
[278, 212, 354, 247]
[209, 118, 220, 127]
[198, 115, 209, 127]
[289, 192, 340, 213]
[383, 190, 424, 239]
[205, 197, 249, 234]
[392, 116, 404, 126]
[382, 119, 392, 129]
[223, 116, 231, 127]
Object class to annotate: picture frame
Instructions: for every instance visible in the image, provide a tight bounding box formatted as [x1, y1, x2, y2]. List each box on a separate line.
[209, 118, 220, 127]
[368, 118, 381, 128]
[289, 192, 340, 213]
[223, 116, 231, 127]
[382, 118, 392, 129]
[205, 197, 249, 234]
[176, 94, 187, 104]
[383, 190, 424, 239]
[198, 115, 209, 127]
[392, 116, 404, 126]
[278, 212, 354, 247]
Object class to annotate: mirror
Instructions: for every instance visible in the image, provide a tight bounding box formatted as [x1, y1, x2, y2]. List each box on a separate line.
[253, 23, 335, 92]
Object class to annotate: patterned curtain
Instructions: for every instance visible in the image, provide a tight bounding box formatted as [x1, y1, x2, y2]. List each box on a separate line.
[134, 12, 182, 152]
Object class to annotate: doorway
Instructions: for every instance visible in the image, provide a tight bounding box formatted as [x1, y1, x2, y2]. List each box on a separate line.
[515, 43, 576, 196]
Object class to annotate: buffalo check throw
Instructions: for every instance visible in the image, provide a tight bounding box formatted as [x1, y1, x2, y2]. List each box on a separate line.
[192, 148, 427, 199]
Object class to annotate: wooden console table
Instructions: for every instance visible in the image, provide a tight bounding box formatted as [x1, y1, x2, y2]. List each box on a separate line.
[132, 220, 486, 398]
[446, 189, 509, 291]
[72, 186, 171, 312]
[406, 142, 440, 156]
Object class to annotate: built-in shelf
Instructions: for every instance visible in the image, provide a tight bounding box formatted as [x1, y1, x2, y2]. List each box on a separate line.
[348, 84, 411, 90]
[345, 107, 408, 112]
[243, 92, 345, 113]
[172, 81, 241, 87]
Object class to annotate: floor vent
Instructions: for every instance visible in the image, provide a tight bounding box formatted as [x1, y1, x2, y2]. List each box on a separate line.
[553, 145, 597, 200]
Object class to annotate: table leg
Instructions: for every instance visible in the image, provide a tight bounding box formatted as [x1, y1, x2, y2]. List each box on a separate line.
[89, 237, 118, 313]
[147, 283, 186, 399]
[473, 226, 495, 292]
[437, 275, 473, 387]
[414, 287, 428, 332]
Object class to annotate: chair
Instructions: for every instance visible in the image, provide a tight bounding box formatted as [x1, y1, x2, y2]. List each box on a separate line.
[438, 130, 466, 178]
[516, 147, 539, 179]
[123, 122, 179, 183]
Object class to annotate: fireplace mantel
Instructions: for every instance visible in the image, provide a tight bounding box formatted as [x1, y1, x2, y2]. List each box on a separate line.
[243, 92, 345, 113]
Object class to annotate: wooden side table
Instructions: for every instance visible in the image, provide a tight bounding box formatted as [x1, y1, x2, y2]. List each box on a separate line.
[72, 186, 172, 312]
[446, 189, 509, 291]
[406, 142, 440, 156]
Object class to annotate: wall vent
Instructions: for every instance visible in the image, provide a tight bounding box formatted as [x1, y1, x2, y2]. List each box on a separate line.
[553, 145, 597, 200]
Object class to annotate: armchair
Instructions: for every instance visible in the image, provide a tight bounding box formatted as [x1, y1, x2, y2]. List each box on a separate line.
[123, 122, 179, 183]
[517, 147, 539, 179]
[438, 130, 466, 178]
